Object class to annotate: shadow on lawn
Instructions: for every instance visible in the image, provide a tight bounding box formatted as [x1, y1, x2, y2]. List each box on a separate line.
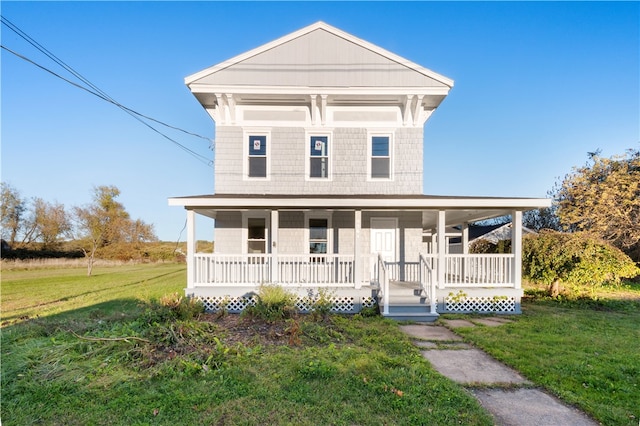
[1, 298, 144, 329]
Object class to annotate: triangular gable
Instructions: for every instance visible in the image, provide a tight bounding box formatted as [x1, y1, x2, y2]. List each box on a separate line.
[186, 21, 453, 89]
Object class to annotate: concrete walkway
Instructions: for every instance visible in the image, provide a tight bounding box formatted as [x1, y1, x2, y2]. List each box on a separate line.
[400, 320, 599, 426]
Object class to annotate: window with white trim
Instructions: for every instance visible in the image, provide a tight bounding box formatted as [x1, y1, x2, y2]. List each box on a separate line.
[370, 135, 392, 179]
[247, 218, 266, 254]
[309, 218, 328, 254]
[309, 135, 329, 179]
[247, 134, 268, 178]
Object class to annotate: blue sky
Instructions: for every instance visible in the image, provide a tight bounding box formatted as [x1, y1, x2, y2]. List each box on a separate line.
[2, 1, 638, 241]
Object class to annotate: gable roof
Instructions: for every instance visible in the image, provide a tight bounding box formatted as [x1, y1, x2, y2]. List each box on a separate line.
[186, 21, 454, 90]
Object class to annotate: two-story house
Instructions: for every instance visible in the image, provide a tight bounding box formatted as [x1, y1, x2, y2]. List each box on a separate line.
[169, 22, 550, 321]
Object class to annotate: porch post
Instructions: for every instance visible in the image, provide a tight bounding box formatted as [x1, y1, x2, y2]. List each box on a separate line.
[354, 209, 362, 289]
[186, 209, 196, 289]
[512, 210, 523, 289]
[461, 221, 469, 281]
[270, 209, 279, 283]
[437, 210, 446, 289]
[462, 222, 469, 254]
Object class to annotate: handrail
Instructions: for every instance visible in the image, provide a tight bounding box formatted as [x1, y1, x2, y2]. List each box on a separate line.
[377, 253, 390, 315]
[419, 254, 436, 313]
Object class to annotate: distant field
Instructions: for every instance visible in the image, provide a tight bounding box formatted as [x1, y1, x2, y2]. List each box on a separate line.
[1, 263, 186, 324]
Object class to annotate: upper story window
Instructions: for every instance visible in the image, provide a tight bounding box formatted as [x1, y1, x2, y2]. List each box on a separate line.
[309, 135, 329, 179]
[247, 133, 269, 179]
[370, 134, 393, 179]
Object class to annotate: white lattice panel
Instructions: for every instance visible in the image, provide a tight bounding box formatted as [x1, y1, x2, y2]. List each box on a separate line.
[330, 296, 355, 313]
[196, 295, 371, 314]
[197, 296, 256, 312]
[295, 298, 313, 313]
[362, 296, 377, 308]
[445, 296, 516, 313]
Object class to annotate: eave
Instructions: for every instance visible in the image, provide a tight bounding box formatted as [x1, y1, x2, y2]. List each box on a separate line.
[168, 194, 551, 210]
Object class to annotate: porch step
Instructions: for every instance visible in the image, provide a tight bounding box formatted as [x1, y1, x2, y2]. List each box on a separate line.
[379, 296, 438, 322]
[382, 312, 440, 322]
[378, 281, 437, 322]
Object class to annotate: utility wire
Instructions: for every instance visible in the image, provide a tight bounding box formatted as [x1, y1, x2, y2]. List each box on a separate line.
[1, 16, 214, 166]
[2, 44, 212, 167]
[1, 15, 211, 142]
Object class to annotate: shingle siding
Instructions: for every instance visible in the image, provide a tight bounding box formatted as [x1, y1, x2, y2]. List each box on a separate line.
[214, 126, 423, 195]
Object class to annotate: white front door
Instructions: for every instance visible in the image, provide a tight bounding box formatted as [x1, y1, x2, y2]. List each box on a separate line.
[371, 218, 397, 263]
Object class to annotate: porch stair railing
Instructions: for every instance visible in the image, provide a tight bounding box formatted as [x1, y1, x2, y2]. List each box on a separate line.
[377, 253, 438, 322]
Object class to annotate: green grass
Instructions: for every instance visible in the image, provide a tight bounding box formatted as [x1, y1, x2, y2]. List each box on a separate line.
[1, 263, 185, 324]
[1, 265, 493, 425]
[450, 288, 640, 426]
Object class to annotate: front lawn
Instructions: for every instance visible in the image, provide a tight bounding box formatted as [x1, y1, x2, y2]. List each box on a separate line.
[452, 288, 640, 426]
[1, 265, 492, 425]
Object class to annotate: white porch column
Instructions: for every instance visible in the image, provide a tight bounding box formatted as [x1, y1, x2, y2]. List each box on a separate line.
[186, 209, 196, 289]
[354, 210, 362, 289]
[437, 210, 446, 289]
[512, 210, 523, 289]
[270, 209, 279, 283]
[462, 222, 469, 254]
[461, 221, 469, 282]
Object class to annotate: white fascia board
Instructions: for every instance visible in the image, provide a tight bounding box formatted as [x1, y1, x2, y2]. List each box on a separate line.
[185, 21, 454, 89]
[168, 196, 551, 210]
[187, 84, 451, 97]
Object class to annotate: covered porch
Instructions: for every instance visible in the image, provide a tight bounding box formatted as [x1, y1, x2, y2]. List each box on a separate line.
[169, 194, 550, 320]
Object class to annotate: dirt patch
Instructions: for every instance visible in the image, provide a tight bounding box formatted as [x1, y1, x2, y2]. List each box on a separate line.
[201, 313, 301, 347]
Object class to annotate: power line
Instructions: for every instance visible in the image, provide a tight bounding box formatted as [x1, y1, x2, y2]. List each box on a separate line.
[1, 15, 211, 143]
[1, 16, 214, 166]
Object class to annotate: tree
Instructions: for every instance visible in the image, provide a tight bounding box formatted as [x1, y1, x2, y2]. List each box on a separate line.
[28, 198, 72, 249]
[74, 185, 156, 275]
[1, 182, 26, 245]
[555, 149, 640, 261]
[522, 205, 561, 232]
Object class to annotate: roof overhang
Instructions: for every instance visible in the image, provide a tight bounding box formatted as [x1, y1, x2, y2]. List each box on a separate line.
[168, 194, 551, 227]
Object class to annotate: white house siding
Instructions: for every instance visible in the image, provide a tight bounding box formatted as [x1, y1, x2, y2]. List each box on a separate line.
[278, 211, 305, 254]
[333, 211, 355, 255]
[192, 28, 449, 89]
[212, 210, 422, 262]
[214, 126, 423, 195]
[211, 211, 242, 254]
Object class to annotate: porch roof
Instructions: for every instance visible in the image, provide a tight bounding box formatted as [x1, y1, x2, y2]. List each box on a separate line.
[168, 194, 551, 227]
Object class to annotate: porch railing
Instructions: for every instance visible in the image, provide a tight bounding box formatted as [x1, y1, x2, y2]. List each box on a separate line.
[385, 261, 420, 282]
[443, 254, 514, 287]
[194, 254, 356, 286]
[276, 255, 354, 285]
[193, 253, 516, 289]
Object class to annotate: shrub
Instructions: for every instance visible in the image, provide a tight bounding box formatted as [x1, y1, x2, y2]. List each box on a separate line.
[469, 239, 511, 254]
[522, 231, 640, 297]
[142, 293, 204, 323]
[244, 284, 297, 322]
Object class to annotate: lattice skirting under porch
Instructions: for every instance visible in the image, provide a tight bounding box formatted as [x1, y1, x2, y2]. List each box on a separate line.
[444, 295, 517, 314]
[194, 294, 377, 314]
